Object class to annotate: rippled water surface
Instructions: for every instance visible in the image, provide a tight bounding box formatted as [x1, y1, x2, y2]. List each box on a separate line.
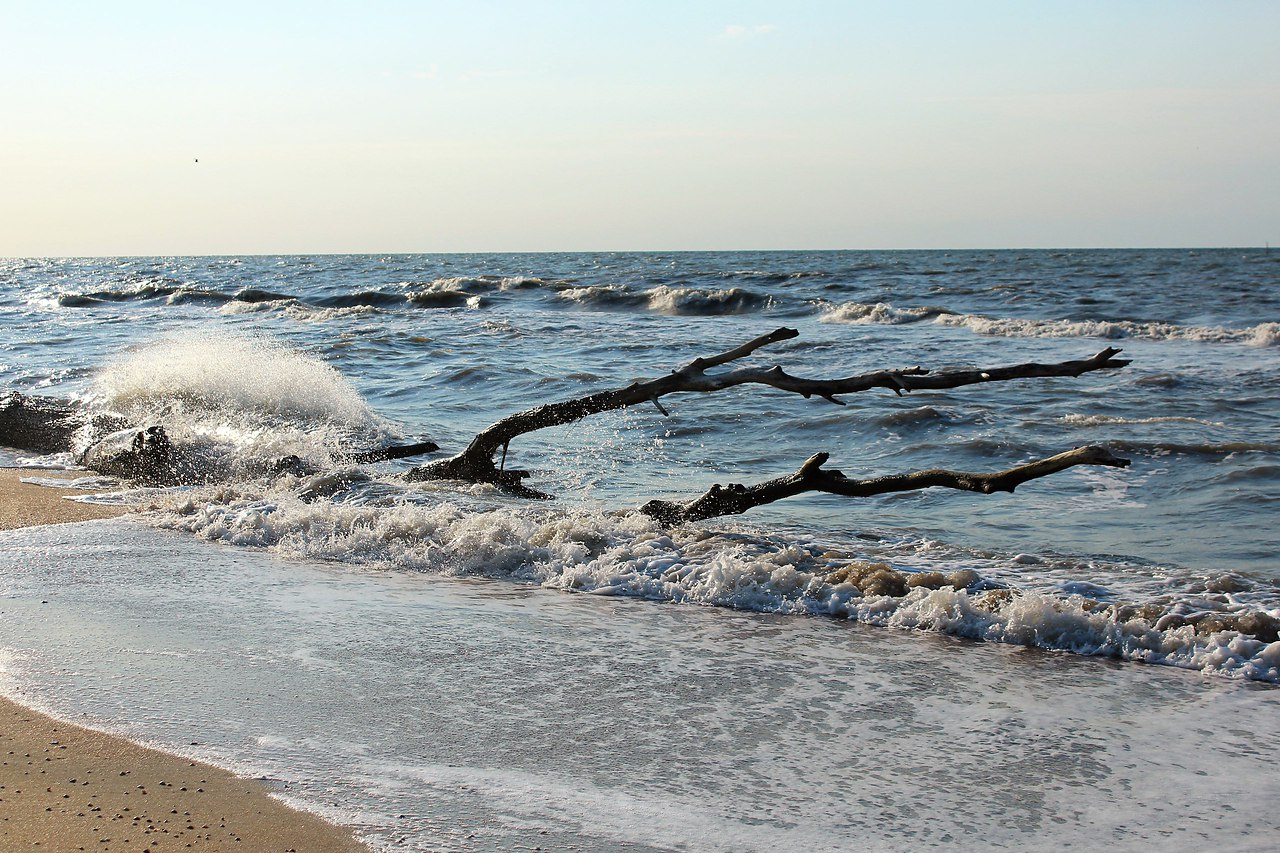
[3, 249, 1278, 848]
[3, 250, 1279, 672]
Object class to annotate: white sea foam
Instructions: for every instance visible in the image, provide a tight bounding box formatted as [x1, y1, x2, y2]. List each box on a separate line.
[822, 301, 949, 325]
[146, 483, 1280, 682]
[937, 313, 1280, 346]
[80, 333, 388, 467]
[217, 297, 296, 315]
[19, 474, 117, 490]
[218, 299, 387, 321]
[555, 284, 642, 308]
[405, 279, 474, 308]
[1061, 413, 1228, 427]
[282, 304, 384, 322]
[821, 301, 1280, 346]
[90, 333, 376, 427]
[555, 285, 768, 315]
[11, 519, 1277, 852]
[644, 285, 768, 315]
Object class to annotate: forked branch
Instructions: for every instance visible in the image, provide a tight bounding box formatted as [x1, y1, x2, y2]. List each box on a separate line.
[640, 445, 1133, 525]
[403, 327, 1130, 496]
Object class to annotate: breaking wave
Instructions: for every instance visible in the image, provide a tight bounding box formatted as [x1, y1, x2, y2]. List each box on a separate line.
[43, 273, 1280, 348]
[822, 301, 1280, 346]
[1060, 414, 1228, 428]
[91, 334, 374, 425]
[145, 483, 1280, 683]
[937, 314, 1280, 346]
[558, 285, 770, 315]
[79, 334, 391, 468]
[822, 302, 954, 325]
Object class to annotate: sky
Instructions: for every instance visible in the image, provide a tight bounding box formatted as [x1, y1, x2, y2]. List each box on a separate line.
[2, 1, 1277, 255]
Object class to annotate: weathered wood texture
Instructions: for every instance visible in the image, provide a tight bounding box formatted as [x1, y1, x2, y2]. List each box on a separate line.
[640, 445, 1132, 524]
[405, 326, 1131, 499]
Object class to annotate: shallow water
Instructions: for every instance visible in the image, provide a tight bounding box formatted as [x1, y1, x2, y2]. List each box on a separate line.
[2, 249, 1280, 838]
[3, 250, 1280, 679]
[1, 520, 1276, 852]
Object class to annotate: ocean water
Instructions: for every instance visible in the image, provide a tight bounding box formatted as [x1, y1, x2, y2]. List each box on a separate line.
[1, 250, 1278, 848]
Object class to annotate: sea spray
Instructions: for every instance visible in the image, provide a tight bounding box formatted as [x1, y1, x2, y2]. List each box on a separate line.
[76, 332, 394, 475]
[89, 333, 378, 426]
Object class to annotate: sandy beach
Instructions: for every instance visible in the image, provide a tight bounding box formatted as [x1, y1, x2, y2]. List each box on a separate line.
[0, 468, 131, 532]
[0, 468, 370, 852]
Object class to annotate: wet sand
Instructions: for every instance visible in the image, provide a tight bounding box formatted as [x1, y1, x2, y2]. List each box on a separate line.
[0, 468, 130, 531]
[0, 468, 371, 852]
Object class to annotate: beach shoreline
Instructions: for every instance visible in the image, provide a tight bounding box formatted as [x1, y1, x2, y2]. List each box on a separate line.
[0, 467, 372, 852]
[0, 467, 132, 532]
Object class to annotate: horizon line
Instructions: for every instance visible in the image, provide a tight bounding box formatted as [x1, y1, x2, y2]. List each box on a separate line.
[2, 245, 1272, 260]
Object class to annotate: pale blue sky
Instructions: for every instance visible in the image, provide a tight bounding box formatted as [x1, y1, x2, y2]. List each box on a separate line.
[3, 1, 1277, 254]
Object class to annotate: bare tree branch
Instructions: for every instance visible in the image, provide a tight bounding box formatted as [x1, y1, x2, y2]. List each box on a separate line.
[404, 326, 1130, 496]
[339, 440, 439, 464]
[639, 445, 1133, 525]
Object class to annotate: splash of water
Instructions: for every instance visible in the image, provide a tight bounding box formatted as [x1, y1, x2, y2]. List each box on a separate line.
[80, 332, 390, 466]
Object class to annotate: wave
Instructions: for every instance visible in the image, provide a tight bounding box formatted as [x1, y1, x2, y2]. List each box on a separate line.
[165, 288, 233, 306]
[646, 285, 769, 315]
[556, 285, 648, 310]
[821, 301, 1280, 346]
[822, 302, 953, 325]
[233, 287, 295, 304]
[713, 269, 832, 284]
[82, 333, 387, 459]
[939, 314, 1280, 347]
[56, 280, 228, 307]
[284, 304, 386, 322]
[874, 405, 954, 427]
[1108, 440, 1280, 457]
[406, 280, 483, 309]
[1060, 414, 1228, 428]
[558, 285, 770, 316]
[313, 290, 406, 308]
[144, 482, 1280, 682]
[405, 275, 557, 299]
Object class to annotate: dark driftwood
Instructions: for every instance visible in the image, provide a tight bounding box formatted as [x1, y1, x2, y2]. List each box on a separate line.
[340, 440, 439, 464]
[640, 446, 1132, 524]
[3, 329, 1133, 514]
[404, 327, 1130, 497]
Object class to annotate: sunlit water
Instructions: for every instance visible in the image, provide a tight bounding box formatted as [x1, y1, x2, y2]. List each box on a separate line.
[1, 250, 1278, 848]
[2, 520, 1276, 852]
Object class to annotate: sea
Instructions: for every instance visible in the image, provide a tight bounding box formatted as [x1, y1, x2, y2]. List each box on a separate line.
[1, 249, 1277, 851]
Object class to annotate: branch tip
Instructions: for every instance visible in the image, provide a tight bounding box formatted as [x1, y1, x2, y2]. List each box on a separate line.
[799, 452, 829, 476]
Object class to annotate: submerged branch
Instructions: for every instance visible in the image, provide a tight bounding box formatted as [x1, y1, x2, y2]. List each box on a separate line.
[639, 445, 1133, 525]
[405, 326, 1130, 495]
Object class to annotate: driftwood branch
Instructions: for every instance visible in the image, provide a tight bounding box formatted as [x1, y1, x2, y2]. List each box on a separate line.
[404, 327, 1130, 496]
[640, 445, 1133, 525]
[339, 440, 439, 464]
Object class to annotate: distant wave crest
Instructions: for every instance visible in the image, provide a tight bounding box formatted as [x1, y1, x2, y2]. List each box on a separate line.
[938, 314, 1280, 346]
[822, 301, 1280, 346]
[823, 301, 954, 325]
[557, 285, 769, 316]
[1061, 414, 1228, 428]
